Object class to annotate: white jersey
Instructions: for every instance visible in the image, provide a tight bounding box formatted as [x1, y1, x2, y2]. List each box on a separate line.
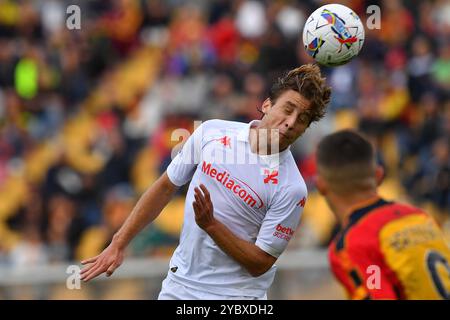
[165, 119, 307, 298]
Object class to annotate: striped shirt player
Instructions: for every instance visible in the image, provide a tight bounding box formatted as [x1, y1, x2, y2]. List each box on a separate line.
[316, 130, 450, 300]
[329, 197, 450, 299]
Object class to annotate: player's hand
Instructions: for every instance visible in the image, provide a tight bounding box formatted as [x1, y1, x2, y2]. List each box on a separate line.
[80, 241, 124, 282]
[193, 184, 216, 231]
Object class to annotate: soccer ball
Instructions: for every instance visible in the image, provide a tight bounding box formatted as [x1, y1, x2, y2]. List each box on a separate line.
[302, 4, 365, 66]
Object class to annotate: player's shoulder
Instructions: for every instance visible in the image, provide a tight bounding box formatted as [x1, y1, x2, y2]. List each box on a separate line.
[366, 201, 427, 225]
[375, 202, 435, 234]
[330, 202, 425, 254]
[201, 119, 245, 130]
[386, 201, 426, 215]
[198, 119, 246, 136]
[282, 154, 307, 193]
[277, 165, 307, 200]
[343, 200, 428, 242]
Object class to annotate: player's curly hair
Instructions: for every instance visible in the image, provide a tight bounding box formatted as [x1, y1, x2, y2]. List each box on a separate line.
[266, 64, 332, 125]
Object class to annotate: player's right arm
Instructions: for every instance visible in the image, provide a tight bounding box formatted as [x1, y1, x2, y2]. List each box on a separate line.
[81, 121, 208, 282]
[80, 172, 178, 282]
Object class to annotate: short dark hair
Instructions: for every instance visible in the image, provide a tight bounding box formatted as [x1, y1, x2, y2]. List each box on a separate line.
[317, 130, 375, 169]
[269, 64, 331, 125]
[316, 130, 377, 194]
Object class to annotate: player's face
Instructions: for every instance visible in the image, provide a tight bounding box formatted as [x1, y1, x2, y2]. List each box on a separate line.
[260, 90, 312, 151]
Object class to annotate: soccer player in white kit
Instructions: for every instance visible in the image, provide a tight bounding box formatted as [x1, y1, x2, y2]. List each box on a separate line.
[80, 64, 331, 299]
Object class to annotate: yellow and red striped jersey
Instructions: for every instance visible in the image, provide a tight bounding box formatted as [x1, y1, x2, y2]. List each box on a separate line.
[328, 197, 450, 299]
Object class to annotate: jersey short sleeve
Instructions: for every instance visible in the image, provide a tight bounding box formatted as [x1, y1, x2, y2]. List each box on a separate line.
[255, 185, 307, 258]
[166, 122, 205, 186]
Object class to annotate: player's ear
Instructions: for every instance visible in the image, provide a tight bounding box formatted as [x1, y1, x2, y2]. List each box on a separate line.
[375, 165, 385, 186]
[261, 98, 272, 115]
[315, 174, 328, 195]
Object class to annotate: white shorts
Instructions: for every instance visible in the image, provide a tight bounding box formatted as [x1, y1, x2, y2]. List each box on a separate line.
[158, 277, 267, 300]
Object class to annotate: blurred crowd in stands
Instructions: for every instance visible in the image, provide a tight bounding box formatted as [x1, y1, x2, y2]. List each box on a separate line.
[0, 0, 449, 268]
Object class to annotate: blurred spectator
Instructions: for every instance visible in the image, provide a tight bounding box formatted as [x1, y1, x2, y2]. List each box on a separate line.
[44, 195, 76, 262]
[76, 183, 135, 260]
[379, 0, 413, 46]
[235, 0, 267, 39]
[202, 73, 239, 120]
[9, 224, 48, 268]
[208, 14, 239, 67]
[328, 63, 357, 110]
[407, 36, 434, 102]
[431, 41, 450, 100]
[405, 137, 450, 210]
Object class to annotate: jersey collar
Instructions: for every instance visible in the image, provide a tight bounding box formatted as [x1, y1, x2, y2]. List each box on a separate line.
[237, 120, 291, 168]
[335, 196, 390, 251]
[345, 196, 390, 226]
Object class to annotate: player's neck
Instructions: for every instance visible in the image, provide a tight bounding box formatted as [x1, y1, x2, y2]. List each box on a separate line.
[249, 126, 288, 155]
[329, 190, 380, 226]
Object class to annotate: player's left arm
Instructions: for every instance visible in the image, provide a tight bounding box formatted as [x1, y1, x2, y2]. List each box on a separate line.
[193, 183, 305, 277]
[193, 185, 276, 277]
